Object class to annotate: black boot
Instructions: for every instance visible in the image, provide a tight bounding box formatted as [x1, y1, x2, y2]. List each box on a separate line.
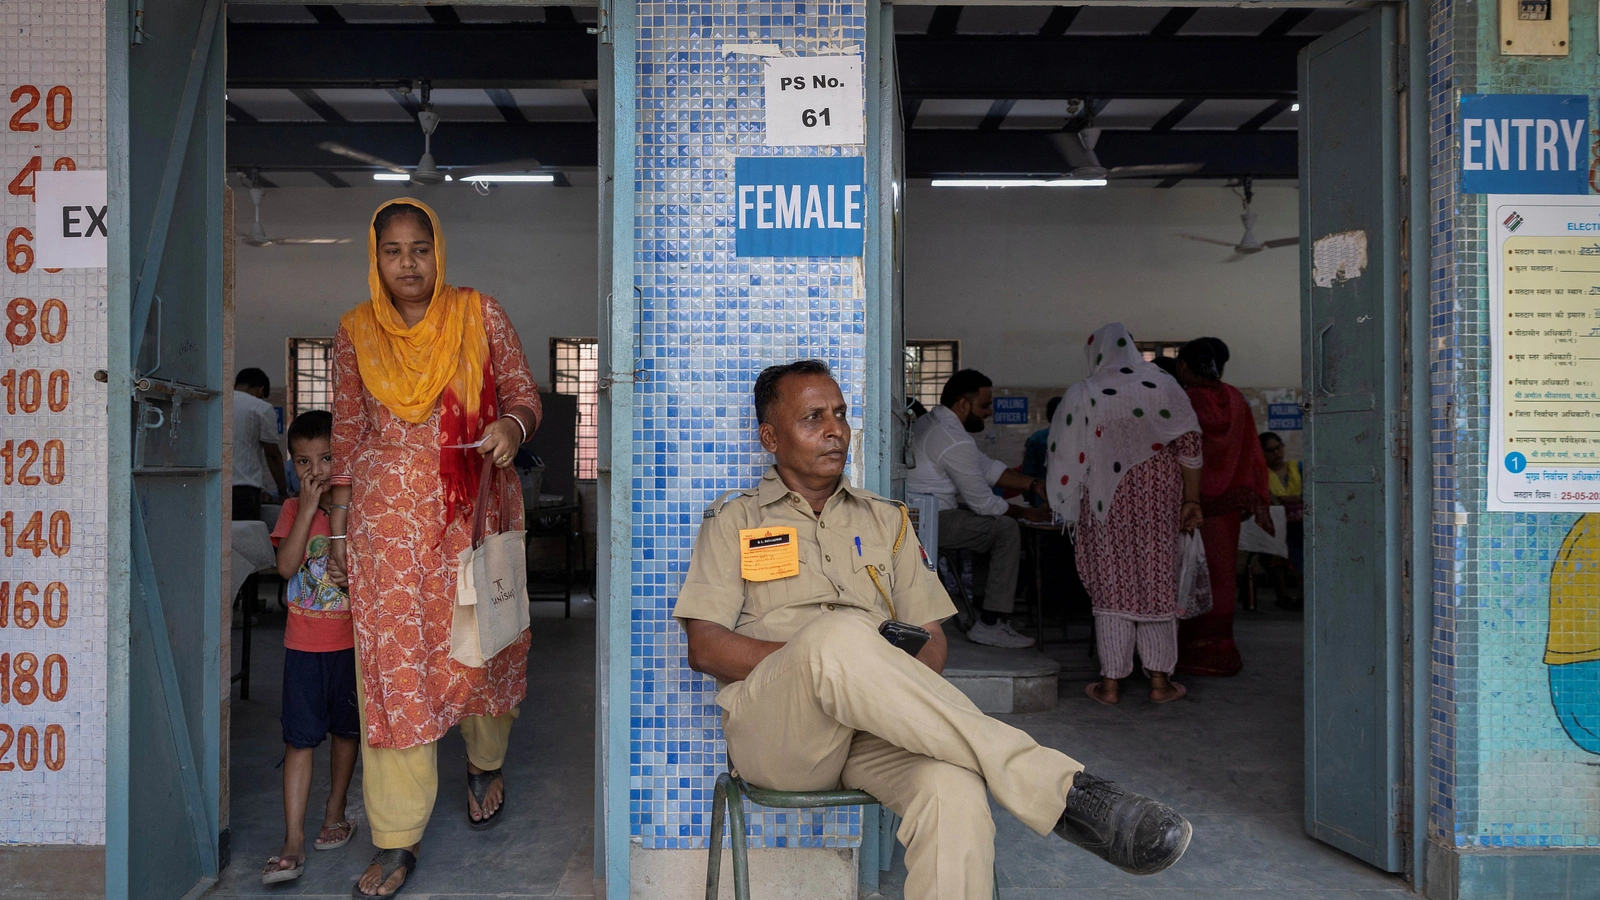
[1054, 771, 1192, 875]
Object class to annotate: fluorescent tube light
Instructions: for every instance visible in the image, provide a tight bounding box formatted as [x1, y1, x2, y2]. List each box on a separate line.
[930, 178, 1107, 188]
[459, 174, 557, 183]
[372, 173, 409, 181]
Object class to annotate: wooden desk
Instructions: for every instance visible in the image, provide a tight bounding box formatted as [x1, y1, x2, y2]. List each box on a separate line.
[1018, 521, 1094, 650]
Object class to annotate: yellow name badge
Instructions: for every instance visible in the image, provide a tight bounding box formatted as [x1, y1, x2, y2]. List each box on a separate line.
[739, 526, 801, 582]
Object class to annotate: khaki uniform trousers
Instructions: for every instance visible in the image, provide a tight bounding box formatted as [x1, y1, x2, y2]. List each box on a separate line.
[720, 610, 1083, 900]
[354, 644, 518, 848]
[936, 509, 1021, 615]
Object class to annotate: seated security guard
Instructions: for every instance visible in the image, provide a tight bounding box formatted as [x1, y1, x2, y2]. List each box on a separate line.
[674, 360, 1191, 900]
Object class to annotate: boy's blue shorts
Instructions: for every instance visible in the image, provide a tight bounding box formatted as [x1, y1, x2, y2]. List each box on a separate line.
[281, 647, 360, 749]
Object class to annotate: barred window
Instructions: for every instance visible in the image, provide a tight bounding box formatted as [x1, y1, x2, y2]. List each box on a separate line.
[905, 340, 960, 409]
[550, 337, 599, 480]
[1136, 340, 1185, 363]
[286, 337, 334, 421]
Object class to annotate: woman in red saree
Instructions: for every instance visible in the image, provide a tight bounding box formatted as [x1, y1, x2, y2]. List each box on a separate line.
[1174, 338, 1271, 676]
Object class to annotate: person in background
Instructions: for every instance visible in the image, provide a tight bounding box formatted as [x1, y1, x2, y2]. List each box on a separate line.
[1173, 338, 1271, 677]
[1048, 325, 1203, 704]
[262, 411, 359, 885]
[1020, 397, 1064, 506]
[1152, 356, 1180, 380]
[1259, 431, 1304, 611]
[234, 367, 289, 520]
[907, 369, 1051, 649]
[327, 199, 541, 899]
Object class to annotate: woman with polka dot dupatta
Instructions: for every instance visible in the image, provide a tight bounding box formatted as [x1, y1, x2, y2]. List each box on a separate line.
[1047, 323, 1203, 704]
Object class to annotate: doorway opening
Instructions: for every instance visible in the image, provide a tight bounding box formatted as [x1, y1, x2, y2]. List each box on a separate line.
[887, 4, 1411, 894]
[215, 4, 602, 896]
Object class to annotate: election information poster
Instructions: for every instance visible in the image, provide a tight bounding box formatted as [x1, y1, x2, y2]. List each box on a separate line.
[1488, 195, 1600, 511]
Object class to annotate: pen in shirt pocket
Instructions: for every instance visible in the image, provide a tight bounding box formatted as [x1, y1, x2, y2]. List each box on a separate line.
[855, 536, 862, 557]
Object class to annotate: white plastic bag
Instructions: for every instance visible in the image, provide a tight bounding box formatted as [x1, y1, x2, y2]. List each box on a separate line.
[1238, 505, 1289, 559]
[1176, 530, 1213, 620]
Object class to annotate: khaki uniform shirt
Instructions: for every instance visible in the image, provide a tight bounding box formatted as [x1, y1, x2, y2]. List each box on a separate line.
[674, 467, 957, 645]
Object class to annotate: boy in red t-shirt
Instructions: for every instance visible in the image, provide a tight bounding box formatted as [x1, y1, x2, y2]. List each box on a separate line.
[262, 410, 358, 884]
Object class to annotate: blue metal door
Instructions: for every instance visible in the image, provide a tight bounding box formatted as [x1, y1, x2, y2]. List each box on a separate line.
[1298, 6, 1404, 872]
[109, 0, 227, 896]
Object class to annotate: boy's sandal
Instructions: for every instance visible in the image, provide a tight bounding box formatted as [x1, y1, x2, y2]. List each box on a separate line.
[466, 768, 506, 831]
[261, 855, 305, 885]
[315, 820, 357, 851]
[352, 848, 416, 900]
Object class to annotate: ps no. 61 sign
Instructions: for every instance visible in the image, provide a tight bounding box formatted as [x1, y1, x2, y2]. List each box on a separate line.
[763, 55, 864, 147]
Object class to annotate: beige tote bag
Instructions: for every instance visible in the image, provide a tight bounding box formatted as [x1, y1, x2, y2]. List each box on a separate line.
[450, 464, 531, 667]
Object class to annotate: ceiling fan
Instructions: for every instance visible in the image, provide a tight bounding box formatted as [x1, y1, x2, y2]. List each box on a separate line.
[1177, 177, 1299, 262]
[1049, 127, 1204, 181]
[317, 82, 543, 186]
[235, 183, 350, 247]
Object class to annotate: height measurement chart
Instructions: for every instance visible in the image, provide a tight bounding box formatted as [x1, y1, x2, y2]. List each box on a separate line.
[1, 4, 110, 844]
[1489, 195, 1600, 511]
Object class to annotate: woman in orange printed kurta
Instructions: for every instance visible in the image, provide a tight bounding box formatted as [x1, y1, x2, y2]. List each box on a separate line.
[327, 199, 540, 898]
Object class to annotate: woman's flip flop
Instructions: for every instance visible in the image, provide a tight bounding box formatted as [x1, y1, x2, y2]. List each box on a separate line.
[315, 820, 357, 851]
[352, 848, 416, 900]
[261, 855, 304, 885]
[1085, 682, 1120, 706]
[1151, 683, 1189, 704]
[466, 768, 505, 831]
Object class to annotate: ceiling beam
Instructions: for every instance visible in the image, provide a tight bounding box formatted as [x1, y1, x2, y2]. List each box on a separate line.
[1260, 9, 1313, 38]
[898, 35, 1305, 100]
[977, 99, 1015, 131]
[1237, 98, 1292, 132]
[289, 87, 347, 123]
[1038, 6, 1081, 37]
[904, 129, 1296, 179]
[927, 6, 964, 36]
[1150, 97, 1202, 130]
[1148, 7, 1197, 37]
[303, 5, 343, 25]
[226, 121, 598, 170]
[228, 24, 598, 88]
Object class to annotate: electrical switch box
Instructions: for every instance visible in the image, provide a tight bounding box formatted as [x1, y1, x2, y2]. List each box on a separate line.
[1499, 0, 1569, 56]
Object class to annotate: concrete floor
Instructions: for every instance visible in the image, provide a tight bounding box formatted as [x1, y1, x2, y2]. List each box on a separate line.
[213, 591, 1409, 899]
[211, 595, 598, 899]
[878, 601, 1413, 899]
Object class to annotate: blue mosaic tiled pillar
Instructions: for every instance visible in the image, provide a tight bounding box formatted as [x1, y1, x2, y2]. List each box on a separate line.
[1424, 0, 1600, 891]
[630, 0, 870, 851]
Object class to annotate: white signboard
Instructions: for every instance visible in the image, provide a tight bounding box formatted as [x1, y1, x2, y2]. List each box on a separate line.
[1, 3, 110, 844]
[1488, 194, 1600, 511]
[35, 170, 107, 269]
[763, 55, 864, 147]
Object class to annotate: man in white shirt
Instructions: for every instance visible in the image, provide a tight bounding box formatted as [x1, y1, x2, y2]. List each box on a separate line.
[908, 369, 1050, 648]
[232, 368, 288, 522]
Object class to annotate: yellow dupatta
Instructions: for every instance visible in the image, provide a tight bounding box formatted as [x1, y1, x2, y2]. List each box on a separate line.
[340, 199, 495, 518]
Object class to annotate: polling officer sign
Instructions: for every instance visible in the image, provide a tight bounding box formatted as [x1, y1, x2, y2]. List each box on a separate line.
[1460, 94, 1589, 195]
[735, 157, 866, 258]
[764, 55, 864, 147]
[992, 396, 1029, 425]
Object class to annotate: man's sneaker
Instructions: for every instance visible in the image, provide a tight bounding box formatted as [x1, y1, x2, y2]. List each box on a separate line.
[967, 619, 1035, 649]
[1054, 772, 1191, 875]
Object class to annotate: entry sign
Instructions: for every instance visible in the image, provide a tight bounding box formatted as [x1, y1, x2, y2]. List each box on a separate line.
[735, 157, 866, 258]
[34, 170, 108, 268]
[992, 396, 1029, 425]
[1460, 94, 1589, 195]
[764, 55, 865, 147]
